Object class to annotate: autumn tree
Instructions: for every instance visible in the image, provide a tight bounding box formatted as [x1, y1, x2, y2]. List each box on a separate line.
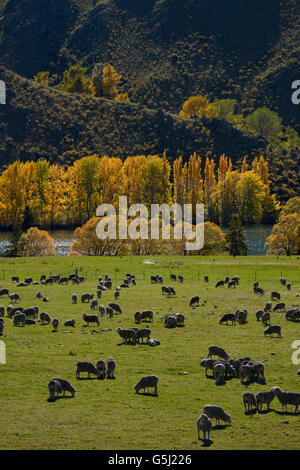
[204, 157, 216, 218]
[61, 66, 95, 95]
[187, 152, 203, 220]
[199, 222, 227, 255]
[34, 71, 49, 86]
[121, 156, 147, 205]
[101, 64, 121, 99]
[173, 156, 187, 206]
[281, 197, 300, 216]
[236, 171, 266, 224]
[18, 227, 56, 256]
[265, 213, 300, 256]
[180, 96, 217, 119]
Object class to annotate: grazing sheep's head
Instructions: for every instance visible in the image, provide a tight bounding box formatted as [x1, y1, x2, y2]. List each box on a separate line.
[271, 387, 281, 397]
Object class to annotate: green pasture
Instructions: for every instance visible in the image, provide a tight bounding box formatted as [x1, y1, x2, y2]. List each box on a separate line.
[0, 255, 299, 450]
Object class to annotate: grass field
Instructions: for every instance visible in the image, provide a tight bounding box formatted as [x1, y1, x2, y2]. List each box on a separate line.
[0, 255, 299, 450]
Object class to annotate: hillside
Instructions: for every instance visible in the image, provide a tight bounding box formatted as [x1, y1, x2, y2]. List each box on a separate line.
[0, 0, 299, 131]
[0, 66, 267, 167]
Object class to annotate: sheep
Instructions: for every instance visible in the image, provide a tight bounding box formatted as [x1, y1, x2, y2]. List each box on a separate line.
[168, 286, 176, 295]
[134, 312, 141, 323]
[200, 358, 217, 377]
[135, 328, 151, 343]
[116, 327, 136, 344]
[9, 293, 21, 302]
[13, 313, 26, 327]
[243, 392, 257, 412]
[52, 378, 76, 397]
[104, 280, 112, 289]
[106, 306, 114, 319]
[224, 276, 230, 284]
[43, 297, 50, 303]
[81, 293, 94, 303]
[12, 276, 19, 283]
[262, 312, 271, 325]
[227, 280, 236, 289]
[164, 315, 177, 328]
[96, 359, 106, 378]
[48, 379, 63, 401]
[108, 303, 122, 314]
[59, 277, 69, 285]
[107, 357, 116, 378]
[292, 310, 300, 322]
[76, 362, 101, 379]
[82, 313, 100, 327]
[0, 306, 4, 317]
[271, 291, 281, 301]
[271, 387, 300, 413]
[178, 275, 184, 283]
[232, 276, 239, 285]
[213, 362, 226, 384]
[64, 319, 76, 327]
[215, 280, 224, 288]
[0, 321, 4, 336]
[189, 296, 199, 307]
[204, 275, 209, 283]
[250, 361, 265, 382]
[256, 310, 264, 321]
[148, 338, 161, 347]
[264, 325, 281, 338]
[151, 275, 158, 283]
[256, 287, 265, 296]
[239, 364, 253, 383]
[228, 358, 241, 375]
[140, 310, 153, 323]
[219, 313, 236, 326]
[280, 277, 286, 286]
[24, 307, 37, 318]
[207, 345, 229, 361]
[26, 319, 36, 325]
[273, 302, 285, 312]
[99, 305, 106, 317]
[256, 390, 275, 411]
[90, 299, 98, 310]
[286, 283, 291, 291]
[0, 289, 9, 297]
[170, 274, 177, 282]
[114, 291, 119, 300]
[52, 318, 59, 332]
[197, 414, 212, 440]
[236, 310, 247, 324]
[174, 313, 185, 326]
[37, 291, 44, 299]
[203, 405, 231, 426]
[264, 302, 272, 312]
[134, 375, 158, 396]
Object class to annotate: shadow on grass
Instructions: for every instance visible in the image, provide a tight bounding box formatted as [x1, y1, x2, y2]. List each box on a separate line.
[244, 409, 257, 416]
[274, 410, 299, 416]
[136, 392, 158, 397]
[200, 439, 213, 447]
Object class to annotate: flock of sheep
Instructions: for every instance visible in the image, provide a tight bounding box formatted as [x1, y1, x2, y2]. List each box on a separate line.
[1, 268, 299, 446]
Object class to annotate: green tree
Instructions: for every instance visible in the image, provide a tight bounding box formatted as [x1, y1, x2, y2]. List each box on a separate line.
[245, 107, 282, 140]
[226, 215, 248, 256]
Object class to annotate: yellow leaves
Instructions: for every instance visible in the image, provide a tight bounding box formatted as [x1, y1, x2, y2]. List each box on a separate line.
[33, 71, 49, 86]
[115, 93, 130, 102]
[101, 65, 122, 99]
[180, 96, 217, 119]
[265, 213, 300, 255]
[18, 227, 56, 256]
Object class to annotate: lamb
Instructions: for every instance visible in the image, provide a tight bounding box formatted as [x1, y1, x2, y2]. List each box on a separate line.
[271, 387, 300, 413]
[264, 325, 281, 338]
[213, 362, 226, 384]
[52, 378, 76, 397]
[107, 357, 116, 378]
[203, 405, 231, 426]
[48, 379, 63, 401]
[13, 313, 26, 327]
[135, 328, 151, 343]
[76, 362, 101, 379]
[82, 313, 100, 327]
[96, 359, 106, 378]
[64, 319, 76, 327]
[207, 345, 229, 361]
[243, 392, 257, 412]
[134, 375, 158, 396]
[256, 390, 275, 411]
[52, 318, 59, 332]
[197, 414, 212, 440]
[219, 313, 236, 326]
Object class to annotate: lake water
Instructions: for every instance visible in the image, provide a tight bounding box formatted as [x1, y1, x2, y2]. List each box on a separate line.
[0, 225, 273, 256]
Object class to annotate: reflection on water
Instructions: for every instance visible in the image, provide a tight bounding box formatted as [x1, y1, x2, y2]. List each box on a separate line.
[0, 225, 273, 256]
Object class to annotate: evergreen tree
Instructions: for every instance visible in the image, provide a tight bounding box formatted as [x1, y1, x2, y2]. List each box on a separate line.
[226, 215, 248, 256]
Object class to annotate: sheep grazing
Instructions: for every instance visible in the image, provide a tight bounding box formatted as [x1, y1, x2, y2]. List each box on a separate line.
[249, 361, 265, 382]
[107, 357, 116, 378]
[116, 327, 136, 344]
[148, 338, 161, 347]
[135, 328, 151, 343]
[13, 313, 26, 327]
[280, 277, 286, 286]
[271, 291, 281, 301]
[106, 306, 114, 319]
[262, 312, 271, 326]
[213, 362, 225, 384]
[52, 318, 59, 332]
[239, 364, 253, 383]
[76, 362, 101, 379]
[264, 325, 282, 338]
[96, 359, 106, 379]
[81, 293, 94, 303]
[271, 387, 300, 413]
[256, 310, 264, 321]
[12, 276, 19, 283]
[114, 291, 120, 300]
[286, 283, 291, 291]
[178, 275, 184, 283]
[9, 293, 21, 302]
[64, 319, 76, 327]
[0, 289, 9, 297]
[108, 303, 122, 315]
[134, 375, 158, 396]
[273, 302, 285, 312]
[236, 310, 247, 324]
[243, 392, 257, 412]
[207, 345, 229, 361]
[189, 296, 199, 307]
[264, 302, 272, 312]
[90, 299, 98, 310]
[0, 306, 4, 317]
[215, 280, 224, 288]
[37, 291, 44, 299]
[164, 315, 177, 329]
[227, 280, 236, 289]
[201, 358, 217, 377]
[134, 312, 141, 323]
[140, 310, 153, 323]
[256, 390, 275, 411]
[203, 405, 231, 426]
[175, 313, 185, 326]
[99, 305, 105, 317]
[52, 378, 76, 397]
[197, 414, 212, 441]
[0, 320, 4, 336]
[82, 313, 100, 327]
[204, 276, 209, 283]
[219, 313, 236, 326]
[170, 274, 177, 282]
[48, 379, 63, 401]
